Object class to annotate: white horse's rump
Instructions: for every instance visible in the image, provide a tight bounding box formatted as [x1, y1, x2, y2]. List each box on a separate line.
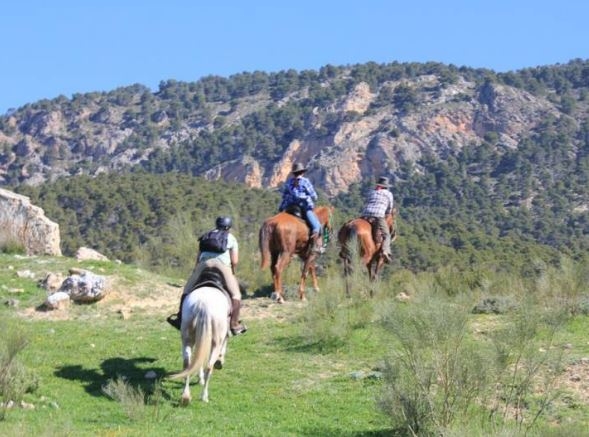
[169, 286, 230, 403]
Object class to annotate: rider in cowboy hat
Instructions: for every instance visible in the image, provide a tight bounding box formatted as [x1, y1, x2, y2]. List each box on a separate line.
[279, 162, 324, 253]
[360, 176, 394, 263]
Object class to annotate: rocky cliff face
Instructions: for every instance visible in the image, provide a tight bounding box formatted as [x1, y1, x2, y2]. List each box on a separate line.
[0, 68, 574, 198]
[0, 188, 62, 256]
[203, 78, 562, 196]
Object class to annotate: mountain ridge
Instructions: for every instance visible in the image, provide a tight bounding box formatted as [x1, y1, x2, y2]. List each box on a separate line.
[1, 60, 586, 200]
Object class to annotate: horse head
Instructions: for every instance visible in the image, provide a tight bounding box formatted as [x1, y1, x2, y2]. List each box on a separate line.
[316, 205, 335, 239]
[387, 209, 398, 242]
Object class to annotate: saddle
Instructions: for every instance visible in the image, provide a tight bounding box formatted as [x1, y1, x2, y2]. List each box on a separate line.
[283, 204, 304, 219]
[284, 205, 313, 235]
[195, 267, 232, 303]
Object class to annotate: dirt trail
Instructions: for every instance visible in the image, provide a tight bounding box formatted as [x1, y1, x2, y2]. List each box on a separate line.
[19, 273, 301, 322]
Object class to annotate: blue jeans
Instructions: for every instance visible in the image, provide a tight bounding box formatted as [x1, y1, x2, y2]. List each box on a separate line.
[305, 209, 321, 235]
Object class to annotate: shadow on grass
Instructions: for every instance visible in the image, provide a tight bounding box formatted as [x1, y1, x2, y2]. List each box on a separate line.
[272, 333, 345, 354]
[250, 284, 274, 299]
[54, 356, 170, 399]
[296, 427, 403, 436]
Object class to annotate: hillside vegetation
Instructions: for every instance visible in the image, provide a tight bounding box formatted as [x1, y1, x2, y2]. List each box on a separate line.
[2, 253, 589, 436]
[2, 58, 588, 273]
[12, 168, 574, 280]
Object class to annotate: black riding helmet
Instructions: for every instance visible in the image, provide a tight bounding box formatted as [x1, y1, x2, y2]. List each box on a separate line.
[216, 216, 232, 230]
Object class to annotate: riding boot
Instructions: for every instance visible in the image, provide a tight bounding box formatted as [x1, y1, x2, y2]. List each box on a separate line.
[311, 232, 325, 254]
[230, 299, 247, 335]
[166, 293, 188, 330]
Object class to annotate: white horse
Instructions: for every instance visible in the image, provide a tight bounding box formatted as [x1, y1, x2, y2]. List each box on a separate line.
[169, 286, 230, 404]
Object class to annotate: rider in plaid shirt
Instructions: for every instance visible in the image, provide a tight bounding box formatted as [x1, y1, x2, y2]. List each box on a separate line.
[361, 176, 394, 262]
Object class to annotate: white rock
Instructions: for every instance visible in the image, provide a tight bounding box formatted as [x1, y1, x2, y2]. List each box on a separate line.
[45, 291, 71, 310]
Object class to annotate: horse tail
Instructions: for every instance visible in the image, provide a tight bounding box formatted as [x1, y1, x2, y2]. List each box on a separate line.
[338, 222, 356, 261]
[169, 308, 213, 380]
[259, 221, 272, 269]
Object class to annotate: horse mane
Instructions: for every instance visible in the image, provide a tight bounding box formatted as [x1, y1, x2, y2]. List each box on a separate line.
[315, 205, 334, 229]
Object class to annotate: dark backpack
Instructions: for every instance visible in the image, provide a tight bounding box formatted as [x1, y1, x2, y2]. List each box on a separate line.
[198, 229, 229, 253]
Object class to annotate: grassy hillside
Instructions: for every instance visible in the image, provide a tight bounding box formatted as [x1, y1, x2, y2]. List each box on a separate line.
[2, 253, 589, 435]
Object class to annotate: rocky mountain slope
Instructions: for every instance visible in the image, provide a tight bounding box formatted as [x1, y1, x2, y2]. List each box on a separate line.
[2, 61, 586, 201]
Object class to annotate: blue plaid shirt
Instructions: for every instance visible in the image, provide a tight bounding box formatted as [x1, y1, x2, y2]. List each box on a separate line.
[361, 187, 394, 217]
[279, 176, 318, 211]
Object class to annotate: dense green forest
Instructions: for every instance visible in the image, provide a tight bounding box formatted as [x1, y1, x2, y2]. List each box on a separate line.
[15, 165, 572, 280]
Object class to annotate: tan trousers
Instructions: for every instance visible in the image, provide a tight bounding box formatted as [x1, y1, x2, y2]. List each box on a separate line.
[375, 217, 392, 255]
[182, 258, 241, 301]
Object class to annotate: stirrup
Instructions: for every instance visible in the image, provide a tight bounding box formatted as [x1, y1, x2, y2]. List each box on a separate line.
[166, 313, 181, 330]
[313, 245, 326, 254]
[230, 323, 248, 336]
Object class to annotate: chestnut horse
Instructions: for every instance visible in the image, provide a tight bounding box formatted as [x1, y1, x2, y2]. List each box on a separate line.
[338, 210, 397, 284]
[259, 205, 334, 303]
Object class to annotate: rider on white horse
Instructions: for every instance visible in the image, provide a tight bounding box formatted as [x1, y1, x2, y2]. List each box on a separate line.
[167, 216, 247, 336]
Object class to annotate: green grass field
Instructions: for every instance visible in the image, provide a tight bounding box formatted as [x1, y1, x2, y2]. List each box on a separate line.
[2, 253, 589, 436]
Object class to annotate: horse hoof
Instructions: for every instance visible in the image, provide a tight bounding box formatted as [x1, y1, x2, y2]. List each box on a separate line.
[181, 395, 191, 406]
[271, 292, 284, 303]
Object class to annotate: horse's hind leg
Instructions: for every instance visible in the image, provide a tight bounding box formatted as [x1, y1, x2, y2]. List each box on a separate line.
[299, 260, 318, 301]
[201, 337, 226, 402]
[309, 263, 319, 292]
[200, 367, 212, 402]
[214, 336, 229, 370]
[271, 252, 291, 303]
[181, 342, 193, 405]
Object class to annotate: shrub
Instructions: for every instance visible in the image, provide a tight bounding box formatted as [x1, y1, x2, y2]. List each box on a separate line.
[0, 322, 36, 420]
[0, 235, 25, 255]
[378, 296, 489, 435]
[102, 377, 146, 421]
[485, 305, 566, 434]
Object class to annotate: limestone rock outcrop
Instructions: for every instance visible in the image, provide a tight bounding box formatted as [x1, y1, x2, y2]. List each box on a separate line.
[0, 71, 566, 198]
[0, 188, 62, 256]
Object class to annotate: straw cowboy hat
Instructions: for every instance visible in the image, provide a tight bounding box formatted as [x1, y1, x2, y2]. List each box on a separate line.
[376, 176, 390, 188]
[291, 163, 307, 174]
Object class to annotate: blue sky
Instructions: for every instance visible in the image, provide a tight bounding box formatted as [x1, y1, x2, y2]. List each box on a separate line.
[2, 1, 588, 113]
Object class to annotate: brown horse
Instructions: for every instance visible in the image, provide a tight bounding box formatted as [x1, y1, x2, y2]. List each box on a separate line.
[259, 205, 334, 303]
[338, 210, 397, 283]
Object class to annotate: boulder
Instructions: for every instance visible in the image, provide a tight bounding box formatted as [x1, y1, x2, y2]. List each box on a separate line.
[58, 270, 107, 303]
[75, 247, 109, 261]
[44, 291, 70, 310]
[0, 188, 61, 256]
[39, 272, 66, 293]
